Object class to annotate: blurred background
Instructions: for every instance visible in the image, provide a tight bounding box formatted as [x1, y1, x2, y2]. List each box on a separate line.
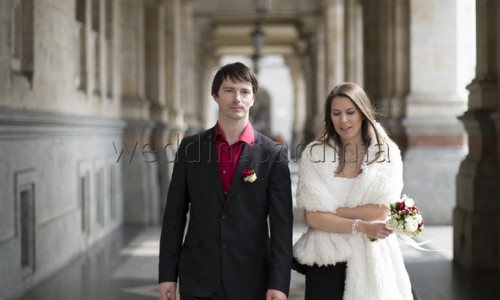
[1, 0, 498, 299]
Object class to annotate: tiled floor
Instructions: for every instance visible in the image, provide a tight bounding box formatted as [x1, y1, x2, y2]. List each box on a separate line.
[15, 224, 499, 300]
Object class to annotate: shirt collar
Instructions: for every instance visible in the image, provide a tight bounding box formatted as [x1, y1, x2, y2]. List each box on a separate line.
[215, 122, 255, 146]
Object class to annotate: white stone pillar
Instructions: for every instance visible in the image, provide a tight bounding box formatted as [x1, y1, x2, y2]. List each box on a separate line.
[303, 27, 325, 142]
[121, 0, 148, 119]
[145, 0, 167, 121]
[120, 0, 159, 225]
[316, 27, 326, 116]
[285, 54, 307, 159]
[165, 0, 186, 138]
[403, 0, 472, 225]
[144, 0, 169, 224]
[345, 0, 363, 85]
[323, 0, 345, 88]
[179, 0, 198, 132]
[454, 0, 500, 270]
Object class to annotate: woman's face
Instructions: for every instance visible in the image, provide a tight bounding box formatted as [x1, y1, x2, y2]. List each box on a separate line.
[330, 96, 364, 145]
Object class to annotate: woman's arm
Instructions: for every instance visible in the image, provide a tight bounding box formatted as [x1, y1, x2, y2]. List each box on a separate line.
[304, 211, 353, 233]
[304, 210, 392, 239]
[335, 204, 389, 221]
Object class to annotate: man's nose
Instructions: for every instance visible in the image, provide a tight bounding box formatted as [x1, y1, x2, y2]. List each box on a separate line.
[233, 92, 242, 102]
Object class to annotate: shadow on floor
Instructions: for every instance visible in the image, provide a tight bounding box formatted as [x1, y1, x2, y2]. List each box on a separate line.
[15, 225, 500, 300]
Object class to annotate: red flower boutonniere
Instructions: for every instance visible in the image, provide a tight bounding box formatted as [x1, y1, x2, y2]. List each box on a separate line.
[242, 169, 257, 183]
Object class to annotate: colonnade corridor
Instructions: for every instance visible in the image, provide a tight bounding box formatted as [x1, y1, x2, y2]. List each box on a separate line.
[15, 165, 499, 300]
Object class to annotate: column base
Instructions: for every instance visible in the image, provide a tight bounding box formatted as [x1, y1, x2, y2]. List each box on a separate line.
[122, 120, 161, 226]
[453, 207, 500, 270]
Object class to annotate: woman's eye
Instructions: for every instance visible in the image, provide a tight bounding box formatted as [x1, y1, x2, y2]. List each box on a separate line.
[347, 111, 355, 115]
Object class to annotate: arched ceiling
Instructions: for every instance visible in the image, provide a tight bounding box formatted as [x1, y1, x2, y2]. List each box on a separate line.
[192, 0, 322, 56]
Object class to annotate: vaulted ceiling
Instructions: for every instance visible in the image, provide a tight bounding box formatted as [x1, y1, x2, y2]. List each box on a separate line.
[192, 0, 323, 56]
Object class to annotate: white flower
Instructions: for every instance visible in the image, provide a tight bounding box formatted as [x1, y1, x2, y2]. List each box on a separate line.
[244, 173, 257, 183]
[386, 218, 398, 230]
[405, 216, 419, 232]
[416, 213, 423, 224]
[404, 196, 415, 208]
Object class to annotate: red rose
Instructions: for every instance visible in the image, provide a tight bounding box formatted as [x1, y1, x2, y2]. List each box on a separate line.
[242, 169, 255, 177]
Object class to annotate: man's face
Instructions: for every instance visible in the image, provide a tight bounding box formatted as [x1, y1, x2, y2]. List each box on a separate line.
[214, 78, 255, 122]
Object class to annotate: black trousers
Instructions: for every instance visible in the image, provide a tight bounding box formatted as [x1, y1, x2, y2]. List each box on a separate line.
[180, 284, 228, 300]
[304, 263, 421, 300]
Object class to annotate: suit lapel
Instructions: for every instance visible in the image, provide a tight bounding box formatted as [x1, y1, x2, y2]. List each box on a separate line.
[201, 127, 225, 204]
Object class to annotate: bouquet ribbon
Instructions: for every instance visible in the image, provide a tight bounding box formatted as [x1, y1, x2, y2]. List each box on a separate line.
[396, 234, 438, 251]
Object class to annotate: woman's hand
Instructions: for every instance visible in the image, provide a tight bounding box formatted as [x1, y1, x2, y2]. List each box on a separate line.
[358, 220, 392, 239]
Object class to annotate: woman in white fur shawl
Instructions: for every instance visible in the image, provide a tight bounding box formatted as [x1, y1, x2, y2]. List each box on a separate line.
[293, 82, 420, 300]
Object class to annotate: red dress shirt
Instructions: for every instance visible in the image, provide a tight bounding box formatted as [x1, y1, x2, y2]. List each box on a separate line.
[215, 122, 255, 198]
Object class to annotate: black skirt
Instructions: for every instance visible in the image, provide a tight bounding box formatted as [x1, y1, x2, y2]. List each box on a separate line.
[304, 262, 347, 300]
[295, 260, 421, 300]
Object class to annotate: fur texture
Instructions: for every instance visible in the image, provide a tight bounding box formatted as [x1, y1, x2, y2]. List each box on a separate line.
[293, 124, 412, 300]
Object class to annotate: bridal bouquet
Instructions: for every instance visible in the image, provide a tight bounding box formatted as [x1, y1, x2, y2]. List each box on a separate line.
[385, 194, 424, 237]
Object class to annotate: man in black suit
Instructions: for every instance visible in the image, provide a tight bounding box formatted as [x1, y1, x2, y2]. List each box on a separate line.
[158, 62, 293, 300]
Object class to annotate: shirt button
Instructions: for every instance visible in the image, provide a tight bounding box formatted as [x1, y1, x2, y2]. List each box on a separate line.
[221, 213, 227, 219]
[222, 170, 227, 174]
[222, 243, 227, 249]
[224, 148, 228, 152]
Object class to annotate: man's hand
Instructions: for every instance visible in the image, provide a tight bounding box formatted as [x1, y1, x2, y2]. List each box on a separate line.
[266, 289, 287, 300]
[159, 281, 177, 300]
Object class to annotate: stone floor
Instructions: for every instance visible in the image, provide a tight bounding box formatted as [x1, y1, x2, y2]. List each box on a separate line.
[15, 224, 499, 300]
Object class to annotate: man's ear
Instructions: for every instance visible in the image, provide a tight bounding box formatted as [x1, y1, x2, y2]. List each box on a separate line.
[213, 95, 219, 103]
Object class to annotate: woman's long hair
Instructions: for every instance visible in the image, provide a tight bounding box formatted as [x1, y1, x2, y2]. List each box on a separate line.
[318, 82, 384, 174]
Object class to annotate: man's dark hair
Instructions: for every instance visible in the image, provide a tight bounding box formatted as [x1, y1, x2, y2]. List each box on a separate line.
[211, 62, 258, 97]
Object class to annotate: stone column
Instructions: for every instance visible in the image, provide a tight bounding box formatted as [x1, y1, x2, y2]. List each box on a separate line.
[362, 0, 383, 102]
[193, 17, 217, 132]
[144, 0, 169, 223]
[323, 0, 345, 88]
[179, 0, 198, 133]
[285, 54, 307, 160]
[345, 0, 363, 85]
[165, 0, 186, 140]
[302, 28, 324, 143]
[377, 0, 410, 149]
[402, 0, 472, 225]
[454, 0, 500, 270]
[120, 0, 159, 225]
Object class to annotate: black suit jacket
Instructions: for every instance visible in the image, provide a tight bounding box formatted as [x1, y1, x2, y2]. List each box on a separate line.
[158, 127, 293, 299]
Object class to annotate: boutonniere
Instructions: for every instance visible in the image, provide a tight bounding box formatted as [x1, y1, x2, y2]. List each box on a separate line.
[242, 169, 257, 183]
